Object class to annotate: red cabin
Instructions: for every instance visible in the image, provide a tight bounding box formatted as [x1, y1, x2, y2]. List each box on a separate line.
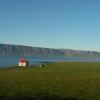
[19, 59, 29, 67]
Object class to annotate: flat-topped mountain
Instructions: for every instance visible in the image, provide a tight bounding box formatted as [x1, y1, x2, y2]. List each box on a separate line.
[0, 44, 100, 57]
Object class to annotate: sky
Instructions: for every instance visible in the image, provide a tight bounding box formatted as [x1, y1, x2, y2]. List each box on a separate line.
[0, 0, 100, 51]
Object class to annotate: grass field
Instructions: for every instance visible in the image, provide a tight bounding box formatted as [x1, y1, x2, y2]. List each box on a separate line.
[0, 62, 100, 100]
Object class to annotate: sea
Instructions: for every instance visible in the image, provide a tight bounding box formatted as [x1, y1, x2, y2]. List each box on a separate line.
[0, 56, 100, 68]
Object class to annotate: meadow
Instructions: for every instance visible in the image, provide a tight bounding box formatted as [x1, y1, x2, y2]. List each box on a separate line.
[0, 62, 100, 100]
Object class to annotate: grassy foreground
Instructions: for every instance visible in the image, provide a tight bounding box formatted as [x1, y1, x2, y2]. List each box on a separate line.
[0, 62, 100, 100]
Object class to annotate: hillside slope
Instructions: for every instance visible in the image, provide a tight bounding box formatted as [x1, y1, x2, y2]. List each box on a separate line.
[0, 44, 100, 57]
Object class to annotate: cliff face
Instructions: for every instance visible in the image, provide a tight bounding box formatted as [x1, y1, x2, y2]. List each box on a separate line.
[0, 44, 64, 56]
[0, 44, 100, 57]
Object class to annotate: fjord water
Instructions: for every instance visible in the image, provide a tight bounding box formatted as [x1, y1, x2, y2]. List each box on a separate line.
[0, 56, 100, 67]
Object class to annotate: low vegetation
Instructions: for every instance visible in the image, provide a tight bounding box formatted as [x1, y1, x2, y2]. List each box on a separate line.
[0, 62, 100, 100]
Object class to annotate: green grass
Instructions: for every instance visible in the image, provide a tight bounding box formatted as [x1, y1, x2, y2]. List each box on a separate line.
[0, 62, 100, 100]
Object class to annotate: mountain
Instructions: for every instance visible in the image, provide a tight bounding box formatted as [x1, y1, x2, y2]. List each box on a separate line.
[0, 44, 100, 57]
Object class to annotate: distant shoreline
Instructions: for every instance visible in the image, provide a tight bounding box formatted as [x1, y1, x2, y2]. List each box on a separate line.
[1, 56, 100, 68]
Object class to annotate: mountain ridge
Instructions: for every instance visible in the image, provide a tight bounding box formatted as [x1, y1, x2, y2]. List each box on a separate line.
[0, 44, 100, 57]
